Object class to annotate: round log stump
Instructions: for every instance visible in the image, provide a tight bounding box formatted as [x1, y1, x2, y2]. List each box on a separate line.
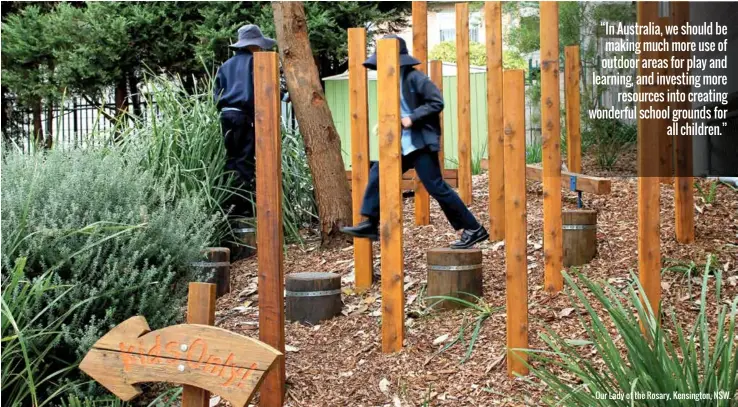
[191, 247, 230, 297]
[286, 272, 342, 324]
[231, 219, 256, 261]
[563, 209, 597, 267]
[426, 248, 483, 310]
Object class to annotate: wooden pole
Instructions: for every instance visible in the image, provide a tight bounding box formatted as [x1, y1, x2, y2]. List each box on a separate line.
[672, 2, 694, 244]
[565, 45, 581, 174]
[181, 282, 216, 407]
[254, 51, 286, 407]
[637, 2, 662, 322]
[540, 2, 563, 294]
[430, 60, 445, 171]
[486, 1, 505, 241]
[503, 70, 528, 377]
[412, 1, 431, 226]
[456, 2, 472, 205]
[348, 28, 373, 291]
[658, 15, 673, 183]
[377, 38, 404, 354]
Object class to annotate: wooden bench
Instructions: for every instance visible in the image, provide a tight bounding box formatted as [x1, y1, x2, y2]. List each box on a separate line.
[345, 168, 458, 190]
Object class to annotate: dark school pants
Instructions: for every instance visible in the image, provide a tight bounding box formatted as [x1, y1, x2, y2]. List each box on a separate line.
[360, 148, 481, 231]
[220, 110, 255, 217]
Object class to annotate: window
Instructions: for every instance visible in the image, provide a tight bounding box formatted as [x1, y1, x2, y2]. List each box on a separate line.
[440, 28, 455, 42]
[469, 27, 479, 42]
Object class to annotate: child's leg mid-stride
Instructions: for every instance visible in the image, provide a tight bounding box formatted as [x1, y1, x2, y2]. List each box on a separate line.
[411, 149, 488, 249]
[341, 148, 488, 249]
[341, 156, 416, 241]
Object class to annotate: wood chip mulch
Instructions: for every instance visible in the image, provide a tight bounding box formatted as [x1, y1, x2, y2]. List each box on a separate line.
[215, 156, 737, 407]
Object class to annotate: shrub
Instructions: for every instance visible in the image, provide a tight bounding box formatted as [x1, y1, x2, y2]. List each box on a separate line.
[1, 147, 217, 397]
[527, 261, 737, 406]
[581, 118, 636, 169]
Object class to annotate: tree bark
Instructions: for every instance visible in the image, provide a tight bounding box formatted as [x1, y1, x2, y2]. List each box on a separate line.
[113, 77, 129, 142]
[32, 100, 43, 148]
[128, 71, 141, 117]
[272, 2, 353, 248]
[44, 99, 53, 149]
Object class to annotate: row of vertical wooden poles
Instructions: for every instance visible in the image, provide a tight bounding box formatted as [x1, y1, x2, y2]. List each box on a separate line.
[503, 70, 529, 377]
[377, 38, 405, 354]
[254, 51, 286, 407]
[182, 283, 217, 407]
[413, 1, 431, 226]
[486, 2, 505, 241]
[671, 2, 695, 244]
[348, 28, 373, 292]
[637, 2, 662, 321]
[456, 2, 473, 205]
[565, 45, 581, 174]
[540, 2, 564, 294]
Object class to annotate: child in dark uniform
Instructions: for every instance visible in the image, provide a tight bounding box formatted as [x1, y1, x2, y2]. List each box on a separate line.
[340, 35, 488, 249]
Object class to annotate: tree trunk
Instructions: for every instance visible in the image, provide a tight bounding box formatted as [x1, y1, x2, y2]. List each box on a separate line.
[272, 2, 353, 248]
[32, 100, 43, 148]
[1, 86, 9, 143]
[128, 71, 141, 117]
[44, 99, 53, 149]
[113, 77, 129, 142]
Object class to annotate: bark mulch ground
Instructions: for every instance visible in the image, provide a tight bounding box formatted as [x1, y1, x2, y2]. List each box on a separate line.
[215, 159, 737, 407]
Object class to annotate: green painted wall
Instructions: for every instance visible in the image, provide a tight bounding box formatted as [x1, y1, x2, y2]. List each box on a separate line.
[326, 73, 489, 170]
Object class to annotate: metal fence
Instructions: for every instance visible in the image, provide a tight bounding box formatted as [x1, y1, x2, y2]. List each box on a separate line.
[3, 95, 297, 154]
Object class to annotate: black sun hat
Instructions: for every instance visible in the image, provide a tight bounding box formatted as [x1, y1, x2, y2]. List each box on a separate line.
[363, 34, 421, 70]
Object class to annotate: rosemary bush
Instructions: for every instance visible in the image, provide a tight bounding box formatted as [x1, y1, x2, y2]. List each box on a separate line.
[527, 263, 737, 406]
[1, 148, 216, 390]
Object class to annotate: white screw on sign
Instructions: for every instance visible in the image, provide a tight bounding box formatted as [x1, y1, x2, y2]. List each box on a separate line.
[178, 364, 185, 372]
[180, 344, 188, 351]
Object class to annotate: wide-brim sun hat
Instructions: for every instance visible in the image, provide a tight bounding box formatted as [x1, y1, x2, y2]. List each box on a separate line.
[363, 34, 421, 70]
[230, 24, 277, 49]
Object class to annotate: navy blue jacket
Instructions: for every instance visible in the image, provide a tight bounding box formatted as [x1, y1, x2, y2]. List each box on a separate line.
[213, 50, 254, 114]
[401, 67, 444, 152]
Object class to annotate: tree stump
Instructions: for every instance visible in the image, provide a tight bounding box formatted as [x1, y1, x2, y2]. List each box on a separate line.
[426, 248, 483, 310]
[191, 247, 230, 297]
[285, 272, 342, 324]
[231, 219, 256, 261]
[562, 209, 597, 267]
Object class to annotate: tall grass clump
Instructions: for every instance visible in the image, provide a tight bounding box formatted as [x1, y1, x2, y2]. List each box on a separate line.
[2, 258, 91, 407]
[1, 147, 216, 400]
[119, 74, 235, 243]
[526, 262, 737, 406]
[120, 74, 316, 243]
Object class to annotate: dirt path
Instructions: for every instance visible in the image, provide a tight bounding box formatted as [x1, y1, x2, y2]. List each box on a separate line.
[217, 166, 737, 407]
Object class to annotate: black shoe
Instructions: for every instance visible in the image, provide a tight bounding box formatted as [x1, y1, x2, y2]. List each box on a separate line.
[450, 226, 489, 249]
[340, 220, 379, 241]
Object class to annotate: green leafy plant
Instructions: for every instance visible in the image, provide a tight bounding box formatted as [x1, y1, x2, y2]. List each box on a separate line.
[425, 293, 504, 364]
[2, 147, 216, 401]
[429, 41, 528, 71]
[2, 258, 86, 407]
[244, 125, 318, 243]
[526, 261, 737, 406]
[581, 118, 636, 169]
[119, 73, 236, 244]
[526, 140, 543, 164]
[695, 180, 719, 205]
[472, 142, 488, 175]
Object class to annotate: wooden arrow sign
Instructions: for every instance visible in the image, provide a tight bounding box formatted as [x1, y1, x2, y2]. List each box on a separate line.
[79, 316, 282, 407]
